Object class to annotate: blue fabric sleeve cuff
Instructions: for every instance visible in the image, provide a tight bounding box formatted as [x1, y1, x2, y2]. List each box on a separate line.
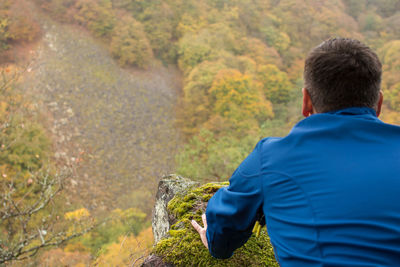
[206, 227, 233, 259]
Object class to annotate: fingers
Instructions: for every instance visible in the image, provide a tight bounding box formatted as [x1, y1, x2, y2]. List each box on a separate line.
[202, 235, 209, 249]
[191, 216, 209, 249]
[191, 219, 202, 233]
[202, 213, 207, 229]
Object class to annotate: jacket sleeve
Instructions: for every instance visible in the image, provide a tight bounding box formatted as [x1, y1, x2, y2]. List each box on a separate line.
[205, 142, 264, 259]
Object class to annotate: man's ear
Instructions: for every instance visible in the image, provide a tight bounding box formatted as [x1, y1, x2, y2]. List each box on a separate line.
[376, 91, 383, 117]
[302, 88, 314, 117]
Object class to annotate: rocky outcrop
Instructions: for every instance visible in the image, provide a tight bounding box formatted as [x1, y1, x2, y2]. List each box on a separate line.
[151, 174, 199, 244]
[143, 175, 278, 267]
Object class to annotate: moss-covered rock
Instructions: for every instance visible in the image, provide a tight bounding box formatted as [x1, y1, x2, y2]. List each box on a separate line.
[150, 176, 279, 267]
[152, 175, 200, 243]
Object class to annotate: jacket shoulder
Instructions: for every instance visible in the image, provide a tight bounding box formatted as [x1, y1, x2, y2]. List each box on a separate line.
[237, 137, 282, 178]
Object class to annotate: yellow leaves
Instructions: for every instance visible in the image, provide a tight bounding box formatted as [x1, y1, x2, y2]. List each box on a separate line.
[38, 248, 91, 267]
[65, 208, 91, 221]
[178, 33, 213, 74]
[136, 227, 154, 247]
[0, 18, 10, 33]
[64, 208, 93, 237]
[380, 40, 400, 68]
[381, 104, 400, 125]
[178, 22, 241, 74]
[385, 82, 400, 112]
[380, 40, 400, 92]
[240, 37, 282, 67]
[1, 64, 19, 78]
[111, 207, 146, 220]
[268, 30, 291, 52]
[8, 15, 39, 42]
[272, 0, 361, 48]
[94, 227, 154, 266]
[287, 58, 304, 82]
[110, 15, 153, 68]
[209, 69, 274, 126]
[0, 164, 14, 182]
[74, 0, 115, 37]
[0, 101, 8, 117]
[64, 242, 90, 253]
[0, 1, 40, 47]
[176, 14, 207, 37]
[256, 64, 293, 104]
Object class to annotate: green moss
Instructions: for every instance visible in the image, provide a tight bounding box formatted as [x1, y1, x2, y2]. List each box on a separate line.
[201, 193, 213, 202]
[153, 182, 279, 266]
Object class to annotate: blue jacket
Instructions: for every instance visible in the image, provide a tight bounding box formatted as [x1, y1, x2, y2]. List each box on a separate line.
[206, 107, 400, 266]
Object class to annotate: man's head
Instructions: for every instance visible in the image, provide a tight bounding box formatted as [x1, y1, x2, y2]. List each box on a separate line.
[302, 38, 382, 116]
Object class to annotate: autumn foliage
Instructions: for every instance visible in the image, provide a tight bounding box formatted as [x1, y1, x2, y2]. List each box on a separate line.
[110, 16, 153, 68]
[0, 0, 40, 54]
[2, 0, 400, 265]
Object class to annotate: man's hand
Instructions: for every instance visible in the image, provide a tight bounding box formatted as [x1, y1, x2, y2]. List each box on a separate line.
[191, 213, 209, 249]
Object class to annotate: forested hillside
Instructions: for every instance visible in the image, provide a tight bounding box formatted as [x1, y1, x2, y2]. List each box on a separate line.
[1, 0, 400, 265]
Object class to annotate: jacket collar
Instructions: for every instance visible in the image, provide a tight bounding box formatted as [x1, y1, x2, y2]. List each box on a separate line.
[325, 107, 377, 117]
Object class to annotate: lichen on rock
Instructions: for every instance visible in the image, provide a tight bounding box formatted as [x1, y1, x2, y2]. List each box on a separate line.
[152, 174, 200, 244]
[148, 175, 279, 267]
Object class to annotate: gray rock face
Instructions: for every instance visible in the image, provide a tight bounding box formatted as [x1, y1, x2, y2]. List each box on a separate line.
[151, 174, 199, 244]
[141, 255, 174, 267]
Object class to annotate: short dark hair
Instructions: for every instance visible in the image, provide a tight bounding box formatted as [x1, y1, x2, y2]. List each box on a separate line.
[304, 38, 382, 113]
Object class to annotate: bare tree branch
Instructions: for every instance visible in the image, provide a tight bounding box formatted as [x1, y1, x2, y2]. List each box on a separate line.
[0, 65, 95, 264]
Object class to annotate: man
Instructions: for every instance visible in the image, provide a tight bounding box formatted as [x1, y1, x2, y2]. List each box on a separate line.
[191, 38, 400, 266]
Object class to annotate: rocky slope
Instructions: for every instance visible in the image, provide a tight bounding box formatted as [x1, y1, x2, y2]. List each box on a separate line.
[22, 11, 181, 214]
